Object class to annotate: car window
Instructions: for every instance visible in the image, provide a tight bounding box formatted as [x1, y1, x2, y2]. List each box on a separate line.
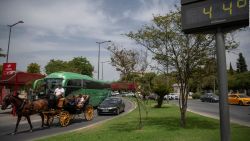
[238, 95, 248, 98]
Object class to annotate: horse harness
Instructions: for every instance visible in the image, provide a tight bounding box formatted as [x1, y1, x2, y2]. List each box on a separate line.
[11, 96, 35, 114]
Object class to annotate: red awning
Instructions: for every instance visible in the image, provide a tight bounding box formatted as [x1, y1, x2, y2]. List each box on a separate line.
[0, 72, 45, 86]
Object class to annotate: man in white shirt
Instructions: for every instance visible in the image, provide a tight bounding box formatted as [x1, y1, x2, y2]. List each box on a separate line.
[54, 84, 65, 98]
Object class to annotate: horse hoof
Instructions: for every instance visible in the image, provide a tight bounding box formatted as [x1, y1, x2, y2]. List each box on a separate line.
[11, 132, 16, 135]
[29, 130, 33, 132]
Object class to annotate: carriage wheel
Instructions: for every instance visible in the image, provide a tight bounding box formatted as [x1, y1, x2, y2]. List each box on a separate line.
[84, 105, 94, 121]
[59, 111, 70, 127]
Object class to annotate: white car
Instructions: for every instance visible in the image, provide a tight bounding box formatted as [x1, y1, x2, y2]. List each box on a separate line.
[111, 91, 120, 96]
[165, 93, 179, 100]
[122, 92, 135, 97]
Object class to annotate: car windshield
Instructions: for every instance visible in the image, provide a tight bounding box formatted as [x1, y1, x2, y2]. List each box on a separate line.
[46, 78, 63, 93]
[102, 99, 119, 104]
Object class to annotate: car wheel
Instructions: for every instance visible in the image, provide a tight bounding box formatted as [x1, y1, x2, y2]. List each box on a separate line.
[239, 101, 244, 106]
[116, 108, 120, 115]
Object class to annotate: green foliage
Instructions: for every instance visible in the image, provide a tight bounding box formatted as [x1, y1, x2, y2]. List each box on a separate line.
[107, 44, 139, 81]
[27, 63, 41, 73]
[152, 75, 172, 108]
[138, 72, 157, 97]
[45, 57, 93, 76]
[45, 59, 68, 74]
[68, 57, 94, 77]
[192, 92, 201, 99]
[228, 71, 250, 90]
[229, 62, 234, 75]
[236, 53, 248, 73]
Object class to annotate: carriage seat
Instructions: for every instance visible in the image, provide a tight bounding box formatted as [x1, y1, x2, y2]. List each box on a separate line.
[76, 94, 89, 109]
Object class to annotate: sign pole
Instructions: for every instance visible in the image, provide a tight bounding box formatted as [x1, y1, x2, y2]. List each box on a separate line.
[215, 27, 231, 141]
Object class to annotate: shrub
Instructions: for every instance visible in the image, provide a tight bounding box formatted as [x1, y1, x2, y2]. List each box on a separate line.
[192, 92, 201, 99]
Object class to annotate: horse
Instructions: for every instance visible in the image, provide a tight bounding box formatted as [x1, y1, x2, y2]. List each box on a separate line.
[1, 94, 49, 134]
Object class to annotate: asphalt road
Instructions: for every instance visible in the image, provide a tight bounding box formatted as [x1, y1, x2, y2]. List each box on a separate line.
[172, 99, 250, 127]
[0, 98, 134, 141]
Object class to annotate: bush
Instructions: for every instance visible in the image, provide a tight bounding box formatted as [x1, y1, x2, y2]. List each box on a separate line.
[192, 92, 201, 99]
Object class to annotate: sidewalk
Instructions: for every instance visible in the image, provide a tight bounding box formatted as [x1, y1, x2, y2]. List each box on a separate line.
[0, 106, 12, 114]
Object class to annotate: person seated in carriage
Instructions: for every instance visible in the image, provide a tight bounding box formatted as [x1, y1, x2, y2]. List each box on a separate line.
[68, 95, 77, 106]
[76, 94, 89, 108]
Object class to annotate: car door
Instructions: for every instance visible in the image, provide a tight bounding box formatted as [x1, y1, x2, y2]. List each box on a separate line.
[228, 95, 234, 104]
[231, 95, 238, 104]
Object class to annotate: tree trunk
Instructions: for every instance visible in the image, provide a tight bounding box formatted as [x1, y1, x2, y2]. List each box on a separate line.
[156, 95, 164, 108]
[180, 107, 186, 127]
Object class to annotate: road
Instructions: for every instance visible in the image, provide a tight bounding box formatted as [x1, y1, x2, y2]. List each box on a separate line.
[172, 99, 250, 127]
[0, 98, 135, 141]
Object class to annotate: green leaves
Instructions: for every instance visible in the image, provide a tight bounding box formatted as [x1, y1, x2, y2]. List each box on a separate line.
[27, 63, 41, 73]
[45, 57, 93, 76]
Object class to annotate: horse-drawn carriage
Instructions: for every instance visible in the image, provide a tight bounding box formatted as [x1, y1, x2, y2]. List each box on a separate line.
[1, 72, 111, 134]
[0, 94, 94, 134]
[43, 94, 94, 127]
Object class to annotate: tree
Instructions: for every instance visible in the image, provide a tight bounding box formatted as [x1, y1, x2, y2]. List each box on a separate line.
[107, 44, 139, 81]
[27, 63, 41, 73]
[68, 57, 94, 77]
[229, 62, 234, 75]
[45, 59, 68, 74]
[45, 57, 94, 76]
[126, 10, 238, 127]
[152, 74, 172, 108]
[236, 53, 248, 73]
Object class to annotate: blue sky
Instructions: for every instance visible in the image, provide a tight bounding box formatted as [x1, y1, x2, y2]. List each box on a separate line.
[0, 0, 249, 81]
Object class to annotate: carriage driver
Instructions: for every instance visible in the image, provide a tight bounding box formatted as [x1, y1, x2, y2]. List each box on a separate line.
[54, 84, 65, 99]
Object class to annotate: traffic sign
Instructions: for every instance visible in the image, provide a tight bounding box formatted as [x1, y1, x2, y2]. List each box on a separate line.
[181, 0, 249, 33]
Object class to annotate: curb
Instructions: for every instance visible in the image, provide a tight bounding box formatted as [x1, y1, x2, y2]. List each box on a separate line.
[33, 98, 137, 141]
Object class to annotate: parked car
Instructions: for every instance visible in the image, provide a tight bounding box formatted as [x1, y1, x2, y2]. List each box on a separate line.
[166, 93, 179, 100]
[97, 97, 125, 115]
[122, 92, 135, 97]
[111, 91, 120, 96]
[200, 93, 219, 103]
[228, 94, 250, 106]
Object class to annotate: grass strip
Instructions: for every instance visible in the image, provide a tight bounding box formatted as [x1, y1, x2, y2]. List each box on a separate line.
[37, 100, 250, 141]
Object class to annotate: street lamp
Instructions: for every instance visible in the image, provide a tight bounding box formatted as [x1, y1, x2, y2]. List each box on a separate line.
[6, 20, 24, 63]
[96, 40, 111, 80]
[101, 61, 110, 80]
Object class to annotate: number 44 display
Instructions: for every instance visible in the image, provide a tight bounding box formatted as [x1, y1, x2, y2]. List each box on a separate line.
[203, 0, 247, 19]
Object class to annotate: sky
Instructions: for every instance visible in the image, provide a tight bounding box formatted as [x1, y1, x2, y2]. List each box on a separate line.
[0, 0, 249, 81]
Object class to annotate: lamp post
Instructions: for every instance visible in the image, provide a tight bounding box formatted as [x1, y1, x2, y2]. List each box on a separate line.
[6, 20, 24, 63]
[96, 40, 111, 80]
[101, 61, 110, 80]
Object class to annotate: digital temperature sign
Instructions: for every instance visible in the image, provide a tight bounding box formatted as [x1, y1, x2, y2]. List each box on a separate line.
[181, 0, 249, 33]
